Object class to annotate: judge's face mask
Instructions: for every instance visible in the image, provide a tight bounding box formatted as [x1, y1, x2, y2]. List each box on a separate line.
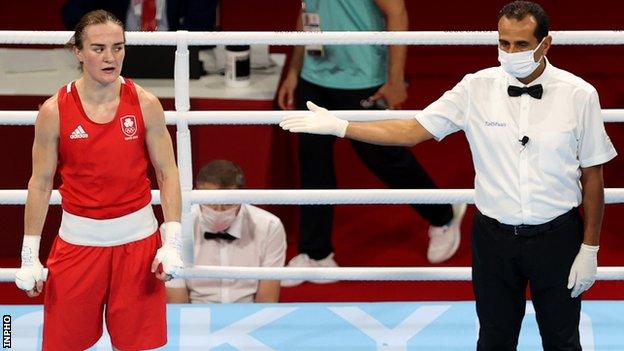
[200, 205, 239, 233]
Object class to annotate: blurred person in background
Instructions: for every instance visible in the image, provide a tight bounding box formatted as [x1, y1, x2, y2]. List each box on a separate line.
[278, 0, 465, 287]
[61, 0, 219, 32]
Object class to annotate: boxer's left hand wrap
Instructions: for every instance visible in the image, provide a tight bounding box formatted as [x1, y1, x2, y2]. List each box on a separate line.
[15, 235, 44, 291]
[155, 221, 184, 277]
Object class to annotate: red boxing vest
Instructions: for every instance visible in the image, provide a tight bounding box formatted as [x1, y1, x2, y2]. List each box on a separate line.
[57, 78, 152, 219]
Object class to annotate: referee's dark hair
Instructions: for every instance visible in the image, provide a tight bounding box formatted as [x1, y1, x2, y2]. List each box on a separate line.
[498, 1, 549, 42]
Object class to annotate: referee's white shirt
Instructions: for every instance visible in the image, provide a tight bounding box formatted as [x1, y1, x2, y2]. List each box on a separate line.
[416, 59, 617, 225]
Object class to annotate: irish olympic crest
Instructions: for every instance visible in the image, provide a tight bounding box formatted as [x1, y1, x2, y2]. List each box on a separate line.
[121, 115, 138, 139]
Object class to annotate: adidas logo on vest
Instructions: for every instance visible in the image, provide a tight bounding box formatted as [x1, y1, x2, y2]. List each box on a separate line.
[69, 125, 89, 139]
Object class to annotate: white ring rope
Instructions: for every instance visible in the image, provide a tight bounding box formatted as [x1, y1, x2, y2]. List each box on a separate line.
[191, 189, 624, 205]
[1, 30, 624, 46]
[1, 109, 624, 125]
[1, 266, 623, 282]
[191, 189, 477, 204]
[1, 188, 624, 205]
[180, 266, 624, 281]
[2, 29, 624, 284]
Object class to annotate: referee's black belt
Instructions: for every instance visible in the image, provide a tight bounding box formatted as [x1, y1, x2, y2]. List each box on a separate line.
[479, 208, 577, 237]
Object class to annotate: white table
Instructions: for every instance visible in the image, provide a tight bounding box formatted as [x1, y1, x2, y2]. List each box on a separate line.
[0, 48, 285, 101]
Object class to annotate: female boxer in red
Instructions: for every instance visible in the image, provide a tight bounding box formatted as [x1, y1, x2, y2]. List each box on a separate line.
[15, 10, 183, 350]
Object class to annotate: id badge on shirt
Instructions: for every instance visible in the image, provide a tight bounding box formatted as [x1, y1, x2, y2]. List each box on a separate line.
[302, 7, 324, 57]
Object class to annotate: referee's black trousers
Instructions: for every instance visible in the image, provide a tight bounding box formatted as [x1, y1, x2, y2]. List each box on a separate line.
[472, 210, 583, 351]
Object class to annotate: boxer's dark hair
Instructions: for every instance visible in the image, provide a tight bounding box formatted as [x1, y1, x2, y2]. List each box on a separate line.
[67, 10, 125, 50]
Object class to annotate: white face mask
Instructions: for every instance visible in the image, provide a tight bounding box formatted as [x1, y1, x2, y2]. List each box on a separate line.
[199, 205, 239, 233]
[497, 39, 545, 78]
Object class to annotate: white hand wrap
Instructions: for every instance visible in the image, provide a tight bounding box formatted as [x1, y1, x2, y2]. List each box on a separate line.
[280, 101, 349, 137]
[15, 235, 44, 291]
[155, 221, 184, 277]
[567, 243, 599, 298]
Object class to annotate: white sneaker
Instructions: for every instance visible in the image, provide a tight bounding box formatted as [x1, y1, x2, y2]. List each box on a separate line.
[280, 253, 339, 287]
[427, 204, 467, 264]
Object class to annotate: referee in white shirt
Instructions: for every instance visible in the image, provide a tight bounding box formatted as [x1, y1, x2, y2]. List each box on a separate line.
[280, 1, 617, 349]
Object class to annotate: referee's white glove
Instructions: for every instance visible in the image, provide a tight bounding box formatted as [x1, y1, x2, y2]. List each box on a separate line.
[152, 222, 184, 280]
[15, 235, 44, 295]
[280, 101, 349, 137]
[567, 243, 599, 298]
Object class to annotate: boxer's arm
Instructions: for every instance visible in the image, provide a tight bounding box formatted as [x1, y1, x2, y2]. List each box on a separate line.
[19, 96, 59, 296]
[137, 85, 183, 281]
[140, 89, 181, 223]
[25, 96, 59, 236]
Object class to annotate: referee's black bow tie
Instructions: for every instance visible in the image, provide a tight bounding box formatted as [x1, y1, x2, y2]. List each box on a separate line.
[507, 84, 543, 99]
[204, 231, 237, 242]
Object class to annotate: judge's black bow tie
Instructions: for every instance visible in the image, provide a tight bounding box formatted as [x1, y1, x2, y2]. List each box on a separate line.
[507, 84, 543, 99]
[204, 231, 237, 242]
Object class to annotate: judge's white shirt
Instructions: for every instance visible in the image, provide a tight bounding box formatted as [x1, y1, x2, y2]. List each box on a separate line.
[416, 59, 616, 225]
[186, 204, 286, 303]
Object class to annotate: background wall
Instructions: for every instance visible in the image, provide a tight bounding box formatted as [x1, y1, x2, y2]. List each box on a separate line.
[0, 1, 622, 302]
